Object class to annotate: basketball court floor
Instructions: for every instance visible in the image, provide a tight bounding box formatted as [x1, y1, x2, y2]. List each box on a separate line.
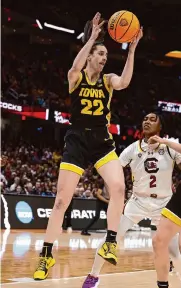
[1, 229, 181, 287]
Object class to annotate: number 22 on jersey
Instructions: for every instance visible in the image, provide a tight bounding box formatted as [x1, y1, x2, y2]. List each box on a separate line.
[81, 99, 104, 115]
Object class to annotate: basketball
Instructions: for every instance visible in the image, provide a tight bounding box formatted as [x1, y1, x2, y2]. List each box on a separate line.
[108, 10, 140, 43]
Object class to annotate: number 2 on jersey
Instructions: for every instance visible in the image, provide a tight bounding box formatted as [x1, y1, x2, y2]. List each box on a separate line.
[150, 175, 157, 188]
[81, 99, 104, 115]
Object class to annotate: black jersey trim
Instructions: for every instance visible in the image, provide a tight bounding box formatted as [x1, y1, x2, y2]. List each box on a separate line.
[69, 72, 83, 94]
[166, 146, 174, 160]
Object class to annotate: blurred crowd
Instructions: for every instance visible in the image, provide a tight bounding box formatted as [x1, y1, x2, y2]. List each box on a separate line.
[0, 141, 106, 199]
[2, 43, 181, 131]
[1, 47, 69, 112]
[1, 141, 180, 201]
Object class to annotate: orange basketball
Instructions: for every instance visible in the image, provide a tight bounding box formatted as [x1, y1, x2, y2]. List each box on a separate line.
[108, 10, 140, 43]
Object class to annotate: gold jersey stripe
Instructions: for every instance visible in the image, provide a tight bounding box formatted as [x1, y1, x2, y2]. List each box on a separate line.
[104, 75, 113, 127]
[94, 150, 118, 170]
[60, 162, 84, 176]
[69, 72, 83, 94]
[161, 207, 181, 227]
[103, 74, 112, 93]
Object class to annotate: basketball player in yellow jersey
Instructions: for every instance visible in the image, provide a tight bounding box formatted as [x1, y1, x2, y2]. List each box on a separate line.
[33, 12, 143, 280]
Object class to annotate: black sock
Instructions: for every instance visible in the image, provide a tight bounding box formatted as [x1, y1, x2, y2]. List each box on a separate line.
[157, 281, 169, 287]
[106, 230, 117, 243]
[41, 242, 53, 257]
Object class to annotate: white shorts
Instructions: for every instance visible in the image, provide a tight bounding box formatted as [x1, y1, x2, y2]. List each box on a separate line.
[124, 194, 172, 226]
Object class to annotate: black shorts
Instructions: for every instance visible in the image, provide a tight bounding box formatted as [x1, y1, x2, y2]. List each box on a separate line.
[161, 183, 181, 227]
[60, 127, 118, 175]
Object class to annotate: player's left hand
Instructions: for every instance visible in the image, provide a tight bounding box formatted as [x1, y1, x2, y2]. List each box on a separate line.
[129, 27, 143, 52]
[148, 135, 166, 145]
[90, 12, 105, 42]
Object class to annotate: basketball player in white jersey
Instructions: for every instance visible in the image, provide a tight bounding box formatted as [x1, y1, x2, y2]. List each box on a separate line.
[82, 112, 181, 288]
[148, 135, 181, 288]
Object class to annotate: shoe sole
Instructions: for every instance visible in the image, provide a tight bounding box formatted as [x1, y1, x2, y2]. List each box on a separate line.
[94, 279, 100, 287]
[34, 262, 55, 281]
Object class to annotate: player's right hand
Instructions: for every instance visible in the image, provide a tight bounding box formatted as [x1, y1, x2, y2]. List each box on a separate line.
[148, 135, 165, 145]
[129, 27, 143, 52]
[90, 12, 105, 41]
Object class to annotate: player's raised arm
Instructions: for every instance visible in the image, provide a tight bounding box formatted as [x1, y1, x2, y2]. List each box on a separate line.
[68, 12, 105, 87]
[108, 28, 143, 91]
[149, 135, 181, 154]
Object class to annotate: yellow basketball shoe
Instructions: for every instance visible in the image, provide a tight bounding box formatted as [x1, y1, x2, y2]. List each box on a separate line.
[33, 254, 55, 280]
[98, 241, 118, 265]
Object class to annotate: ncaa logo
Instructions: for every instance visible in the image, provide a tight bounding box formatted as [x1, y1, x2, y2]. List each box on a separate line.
[15, 201, 33, 224]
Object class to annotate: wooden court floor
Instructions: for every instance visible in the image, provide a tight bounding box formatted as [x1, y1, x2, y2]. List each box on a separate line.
[1, 229, 180, 287]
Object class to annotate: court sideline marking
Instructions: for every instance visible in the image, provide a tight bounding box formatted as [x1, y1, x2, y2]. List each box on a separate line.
[2, 269, 155, 285]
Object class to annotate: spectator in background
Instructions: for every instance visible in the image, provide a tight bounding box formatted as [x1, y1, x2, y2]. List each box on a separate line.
[41, 187, 55, 197]
[51, 186, 57, 196]
[81, 186, 109, 236]
[24, 182, 33, 195]
[74, 183, 84, 198]
[33, 181, 42, 194]
[15, 185, 24, 195]
[82, 189, 94, 199]
[0, 182, 5, 194]
[0, 172, 8, 186]
[52, 150, 62, 164]
[9, 177, 20, 192]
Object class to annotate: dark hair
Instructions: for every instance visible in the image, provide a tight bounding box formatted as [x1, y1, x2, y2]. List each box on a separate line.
[82, 18, 107, 54]
[143, 110, 166, 136]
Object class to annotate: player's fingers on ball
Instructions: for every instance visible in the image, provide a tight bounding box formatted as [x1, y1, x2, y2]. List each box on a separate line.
[132, 36, 137, 43]
[137, 30, 142, 38]
[137, 28, 142, 38]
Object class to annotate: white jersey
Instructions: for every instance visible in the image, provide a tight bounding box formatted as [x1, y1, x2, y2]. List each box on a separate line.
[119, 139, 181, 198]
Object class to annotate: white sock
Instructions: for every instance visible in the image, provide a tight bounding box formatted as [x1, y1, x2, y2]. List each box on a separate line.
[90, 215, 135, 277]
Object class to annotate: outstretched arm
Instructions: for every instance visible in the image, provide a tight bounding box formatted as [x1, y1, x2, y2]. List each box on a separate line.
[163, 139, 181, 154]
[149, 135, 181, 170]
[149, 135, 181, 154]
[68, 12, 104, 89]
[108, 28, 143, 90]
